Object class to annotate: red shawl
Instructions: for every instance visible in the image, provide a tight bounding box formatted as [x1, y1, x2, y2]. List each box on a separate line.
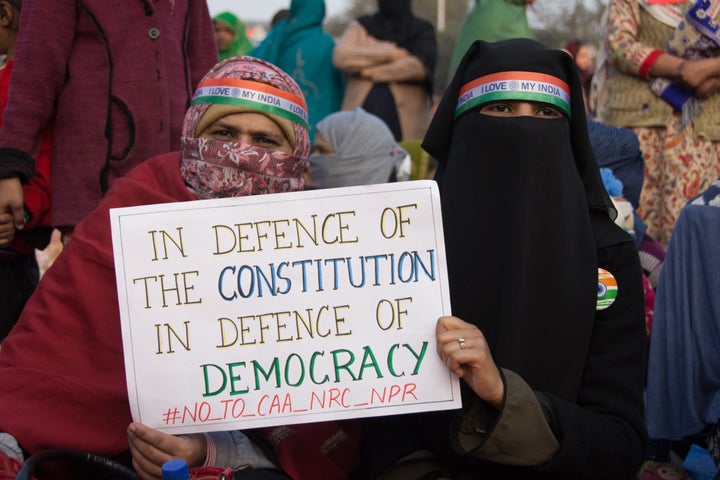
[0, 153, 194, 459]
[0, 153, 360, 479]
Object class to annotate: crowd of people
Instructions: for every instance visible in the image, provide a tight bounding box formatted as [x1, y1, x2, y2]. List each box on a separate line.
[0, 0, 718, 479]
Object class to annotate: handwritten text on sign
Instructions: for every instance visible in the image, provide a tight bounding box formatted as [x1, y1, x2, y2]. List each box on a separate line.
[111, 181, 459, 435]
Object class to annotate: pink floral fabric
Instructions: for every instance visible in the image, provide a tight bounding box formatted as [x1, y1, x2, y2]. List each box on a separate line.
[594, 1, 720, 247]
[605, 0, 662, 75]
[633, 116, 720, 247]
[181, 137, 306, 198]
[180, 56, 310, 199]
[642, 273, 655, 334]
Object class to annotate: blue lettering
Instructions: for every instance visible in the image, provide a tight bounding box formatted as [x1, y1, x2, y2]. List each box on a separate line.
[479, 82, 507, 94]
[258, 93, 281, 106]
[458, 91, 474, 104]
[209, 87, 231, 96]
[537, 83, 561, 95]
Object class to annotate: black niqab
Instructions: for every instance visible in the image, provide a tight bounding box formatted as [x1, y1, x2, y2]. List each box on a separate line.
[423, 38, 616, 401]
[355, 39, 636, 478]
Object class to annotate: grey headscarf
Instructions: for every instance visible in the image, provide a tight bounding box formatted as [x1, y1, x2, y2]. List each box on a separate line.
[309, 108, 408, 188]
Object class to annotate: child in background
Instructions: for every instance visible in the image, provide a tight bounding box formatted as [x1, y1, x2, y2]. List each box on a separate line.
[0, 0, 55, 340]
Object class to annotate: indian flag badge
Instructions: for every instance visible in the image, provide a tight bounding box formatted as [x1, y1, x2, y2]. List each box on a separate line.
[597, 268, 618, 310]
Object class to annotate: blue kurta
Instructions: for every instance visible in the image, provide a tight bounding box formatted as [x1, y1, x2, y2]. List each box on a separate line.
[250, 0, 345, 142]
[646, 179, 720, 439]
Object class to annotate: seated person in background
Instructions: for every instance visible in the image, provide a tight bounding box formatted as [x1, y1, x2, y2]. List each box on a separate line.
[0, 56, 360, 480]
[600, 166, 636, 242]
[645, 177, 720, 473]
[600, 167, 656, 335]
[356, 38, 648, 480]
[309, 107, 409, 189]
[587, 119, 666, 289]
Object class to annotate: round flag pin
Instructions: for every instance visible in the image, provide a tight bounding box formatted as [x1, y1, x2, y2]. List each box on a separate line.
[597, 268, 618, 310]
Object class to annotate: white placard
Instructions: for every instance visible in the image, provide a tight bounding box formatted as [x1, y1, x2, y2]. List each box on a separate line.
[111, 180, 459, 435]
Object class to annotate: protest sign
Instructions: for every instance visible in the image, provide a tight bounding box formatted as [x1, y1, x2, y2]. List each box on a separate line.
[111, 180, 459, 435]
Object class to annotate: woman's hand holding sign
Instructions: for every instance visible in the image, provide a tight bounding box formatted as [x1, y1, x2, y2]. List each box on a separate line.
[128, 422, 206, 480]
[436, 316, 504, 409]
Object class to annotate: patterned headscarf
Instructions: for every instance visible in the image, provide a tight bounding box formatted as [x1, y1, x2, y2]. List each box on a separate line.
[180, 56, 310, 199]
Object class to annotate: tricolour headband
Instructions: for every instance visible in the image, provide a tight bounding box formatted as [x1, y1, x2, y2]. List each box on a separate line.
[456, 71, 571, 118]
[192, 78, 309, 129]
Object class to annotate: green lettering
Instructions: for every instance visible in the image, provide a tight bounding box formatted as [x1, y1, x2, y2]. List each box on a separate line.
[310, 351, 330, 384]
[404, 342, 428, 375]
[227, 361, 249, 395]
[201, 363, 227, 397]
[358, 345, 383, 379]
[331, 349, 358, 382]
[253, 357, 281, 388]
[387, 344, 405, 377]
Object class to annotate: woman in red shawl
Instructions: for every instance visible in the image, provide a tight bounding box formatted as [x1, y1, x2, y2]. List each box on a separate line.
[0, 56, 359, 480]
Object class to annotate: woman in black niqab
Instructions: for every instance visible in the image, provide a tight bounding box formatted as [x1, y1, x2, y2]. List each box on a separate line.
[357, 38, 648, 480]
[425, 38, 615, 401]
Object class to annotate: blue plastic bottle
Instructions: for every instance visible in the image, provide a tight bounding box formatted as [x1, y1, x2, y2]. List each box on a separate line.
[162, 458, 190, 480]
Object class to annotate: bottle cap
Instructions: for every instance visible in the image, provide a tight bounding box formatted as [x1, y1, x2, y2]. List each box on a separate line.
[162, 458, 190, 480]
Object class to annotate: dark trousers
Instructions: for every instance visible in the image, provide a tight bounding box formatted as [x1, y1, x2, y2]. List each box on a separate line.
[0, 253, 39, 341]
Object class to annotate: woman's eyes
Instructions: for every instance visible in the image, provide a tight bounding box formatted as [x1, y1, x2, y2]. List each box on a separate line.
[485, 103, 512, 113]
[537, 107, 562, 118]
[209, 128, 233, 139]
[206, 129, 280, 147]
[478, 102, 563, 118]
[254, 135, 281, 147]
